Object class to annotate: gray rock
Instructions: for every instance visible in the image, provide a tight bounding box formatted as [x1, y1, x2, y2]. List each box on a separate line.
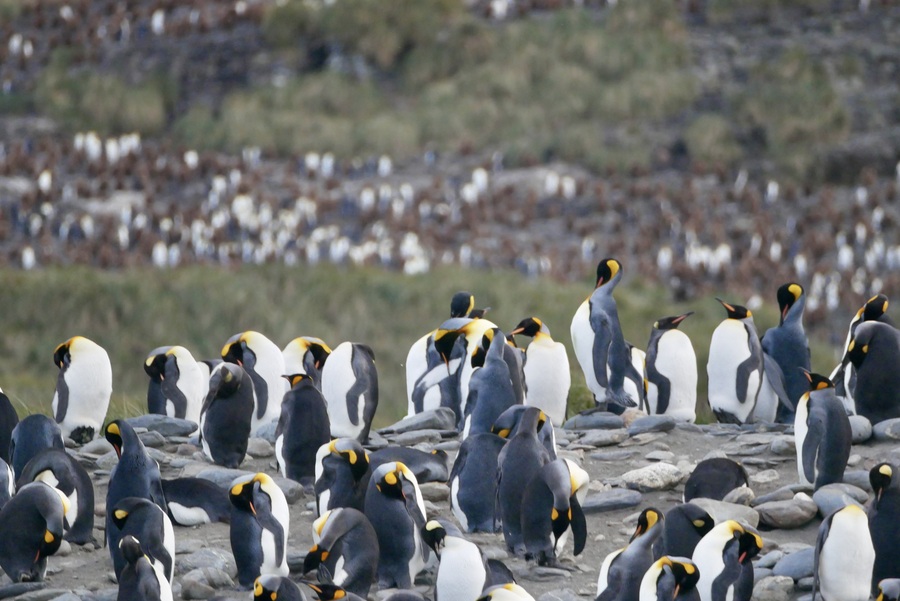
[391, 429, 443, 446]
[95, 451, 119, 471]
[0, 585, 47, 600]
[11, 591, 71, 601]
[181, 578, 215, 600]
[125, 414, 198, 437]
[691, 498, 760, 528]
[848, 415, 872, 443]
[579, 429, 628, 447]
[645, 450, 675, 462]
[137, 430, 167, 448]
[255, 421, 278, 444]
[842, 470, 874, 492]
[182, 567, 235, 589]
[754, 567, 774, 583]
[589, 450, 638, 461]
[752, 483, 813, 506]
[769, 437, 795, 456]
[81, 589, 117, 601]
[517, 566, 571, 582]
[80, 438, 113, 455]
[627, 415, 676, 436]
[756, 493, 817, 529]
[275, 477, 304, 504]
[50, 594, 81, 601]
[538, 589, 581, 601]
[195, 467, 253, 490]
[750, 575, 795, 601]
[873, 418, 900, 441]
[380, 408, 457, 434]
[176, 548, 237, 577]
[796, 577, 815, 591]
[722, 486, 755, 506]
[772, 547, 815, 581]
[246, 438, 274, 458]
[563, 413, 625, 430]
[621, 463, 683, 492]
[582, 489, 643, 514]
[756, 550, 784, 569]
[419, 482, 449, 502]
[750, 469, 780, 485]
[812, 483, 866, 517]
[364, 430, 390, 449]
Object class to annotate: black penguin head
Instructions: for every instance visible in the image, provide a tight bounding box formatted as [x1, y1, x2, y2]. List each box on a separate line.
[328, 439, 370, 482]
[303, 581, 348, 601]
[871, 462, 896, 502]
[471, 328, 499, 368]
[253, 576, 277, 601]
[716, 298, 752, 320]
[510, 317, 546, 338]
[846, 333, 871, 368]
[143, 346, 173, 381]
[374, 463, 412, 500]
[776, 283, 804, 324]
[434, 328, 464, 366]
[595, 258, 621, 288]
[801, 370, 833, 391]
[302, 543, 330, 575]
[422, 520, 447, 557]
[53, 338, 74, 370]
[877, 578, 900, 601]
[221, 332, 258, 367]
[658, 557, 700, 598]
[450, 291, 475, 318]
[737, 526, 763, 564]
[119, 535, 144, 565]
[104, 420, 128, 459]
[229, 478, 259, 515]
[630, 508, 663, 542]
[550, 503, 572, 543]
[469, 307, 490, 319]
[208, 363, 245, 398]
[863, 293, 889, 322]
[653, 312, 693, 331]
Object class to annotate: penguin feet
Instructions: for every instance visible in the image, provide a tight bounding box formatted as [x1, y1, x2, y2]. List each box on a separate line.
[604, 390, 636, 409]
[68, 425, 95, 445]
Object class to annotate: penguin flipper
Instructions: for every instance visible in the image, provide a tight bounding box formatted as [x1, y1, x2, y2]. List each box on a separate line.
[812, 513, 833, 601]
[802, 407, 825, 485]
[570, 495, 587, 556]
[762, 353, 793, 411]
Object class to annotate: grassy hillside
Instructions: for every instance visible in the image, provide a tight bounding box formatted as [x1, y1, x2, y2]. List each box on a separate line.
[0, 266, 838, 427]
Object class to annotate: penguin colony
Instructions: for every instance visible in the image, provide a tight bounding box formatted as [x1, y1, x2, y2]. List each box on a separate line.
[5, 259, 900, 599]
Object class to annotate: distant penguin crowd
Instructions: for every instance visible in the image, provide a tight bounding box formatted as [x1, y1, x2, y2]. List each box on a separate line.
[3, 256, 900, 599]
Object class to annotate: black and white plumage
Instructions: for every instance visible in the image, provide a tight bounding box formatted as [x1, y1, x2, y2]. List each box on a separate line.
[161, 477, 231, 526]
[0, 388, 18, 464]
[706, 299, 763, 424]
[463, 328, 520, 439]
[275, 374, 331, 486]
[422, 519, 489, 601]
[683, 458, 749, 502]
[253, 575, 308, 601]
[639, 556, 701, 601]
[492, 404, 557, 459]
[9, 414, 65, 480]
[794, 372, 851, 490]
[813, 504, 875, 601]
[510, 317, 570, 427]
[221, 331, 287, 434]
[369, 446, 450, 484]
[199, 362, 254, 468]
[230, 473, 290, 588]
[449, 432, 506, 533]
[0, 481, 67, 583]
[314, 439, 371, 516]
[144, 345, 207, 424]
[52, 335, 112, 443]
[645, 313, 697, 422]
[692, 520, 762, 601]
[831, 294, 890, 405]
[304, 508, 378, 598]
[521, 458, 589, 567]
[0, 458, 13, 510]
[868, 462, 900, 595]
[117, 534, 173, 601]
[846, 321, 900, 424]
[761, 283, 810, 423]
[596, 508, 665, 601]
[652, 504, 715, 561]
[282, 336, 332, 389]
[109, 497, 175, 584]
[321, 342, 379, 443]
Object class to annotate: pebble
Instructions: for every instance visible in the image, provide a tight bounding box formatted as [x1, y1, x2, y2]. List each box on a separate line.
[180, 578, 215, 600]
[175, 549, 237, 577]
[245, 438, 274, 458]
[50, 594, 81, 601]
[848, 415, 873, 443]
[756, 550, 784, 569]
[873, 417, 900, 441]
[14, 591, 71, 601]
[621, 463, 683, 492]
[125, 415, 198, 437]
[796, 577, 815, 591]
[756, 493, 817, 529]
[418, 482, 449, 502]
[750, 575, 795, 601]
[749, 469, 780, 484]
[645, 450, 675, 462]
[579, 429, 628, 447]
[255, 421, 277, 444]
[563, 413, 625, 430]
[137, 430, 167, 448]
[690, 498, 760, 528]
[80, 439, 114, 455]
[380, 408, 457, 434]
[627, 415, 676, 436]
[772, 547, 815, 581]
[722, 486, 755, 506]
[841, 470, 873, 492]
[811, 483, 867, 516]
[769, 437, 795, 456]
[589, 450, 638, 462]
[582, 489, 643, 514]
[182, 567, 235, 589]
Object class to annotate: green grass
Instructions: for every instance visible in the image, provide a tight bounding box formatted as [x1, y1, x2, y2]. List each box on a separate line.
[0, 265, 837, 428]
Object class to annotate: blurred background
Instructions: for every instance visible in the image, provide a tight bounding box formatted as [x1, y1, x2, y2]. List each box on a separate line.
[0, 0, 898, 423]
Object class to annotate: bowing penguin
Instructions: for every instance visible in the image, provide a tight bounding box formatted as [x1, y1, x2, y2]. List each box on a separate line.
[321, 342, 378, 443]
[304, 581, 366, 601]
[222, 331, 287, 434]
[161, 477, 231, 526]
[692, 520, 762, 601]
[283, 336, 332, 389]
[9, 414, 65, 479]
[706, 299, 763, 424]
[144, 345, 207, 424]
[683, 458, 749, 502]
[434, 316, 501, 427]
[450, 432, 506, 532]
[652, 504, 715, 561]
[877, 579, 900, 601]
[761, 283, 810, 423]
[464, 328, 520, 439]
[831, 294, 890, 405]
[571, 258, 644, 410]
[369, 446, 450, 483]
[303, 508, 378, 598]
[109, 497, 175, 584]
[0, 388, 18, 464]
[314, 439, 371, 515]
[276, 374, 331, 486]
[645, 313, 697, 422]
[510, 317, 570, 426]
[230, 473, 290, 588]
[521, 458, 589, 566]
[794, 371, 851, 489]
[0, 481, 68, 583]
[422, 519, 488, 601]
[597, 508, 665, 601]
[199, 362, 254, 468]
[639, 556, 701, 601]
[254, 575, 308, 601]
[52, 335, 112, 443]
[813, 504, 875, 601]
[117, 534, 173, 601]
[492, 404, 558, 459]
[846, 321, 900, 424]
[868, 462, 900, 594]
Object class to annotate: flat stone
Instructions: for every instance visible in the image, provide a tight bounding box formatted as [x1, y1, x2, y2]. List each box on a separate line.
[0, 585, 46, 599]
[752, 484, 813, 506]
[848, 415, 872, 443]
[255, 421, 277, 444]
[391, 429, 443, 446]
[517, 566, 571, 582]
[580, 429, 628, 447]
[691, 498, 760, 528]
[12, 591, 71, 601]
[796, 577, 815, 591]
[49, 594, 81, 601]
[627, 415, 676, 436]
[181, 578, 215, 600]
[772, 547, 815, 581]
[137, 430, 167, 448]
[750, 469, 780, 485]
[182, 567, 235, 589]
[125, 414, 198, 437]
[582, 489, 643, 514]
[418, 482, 449, 502]
[620, 432, 667, 447]
[538, 589, 581, 601]
[246, 438, 274, 458]
[380, 408, 457, 434]
[621, 463, 683, 492]
[645, 450, 675, 462]
[751, 576, 795, 601]
[811, 483, 867, 517]
[754, 567, 774, 583]
[563, 413, 625, 430]
[722, 486, 755, 506]
[590, 450, 638, 462]
[842, 470, 874, 492]
[80, 438, 114, 455]
[873, 418, 900, 441]
[756, 550, 784, 569]
[757, 493, 817, 529]
[176, 549, 237, 577]
[769, 437, 795, 456]
[194, 467, 253, 490]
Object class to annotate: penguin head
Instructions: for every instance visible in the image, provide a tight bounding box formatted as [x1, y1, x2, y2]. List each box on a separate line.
[285, 337, 333, 371]
[434, 327, 464, 366]
[729, 522, 763, 564]
[328, 439, 370, 482]
[652, 556, 700, 599]
[653, 312, 693, 331]
[801, 370, 834, 391]
[52, 337, 79, 370]
[119, 534, 145, 565]
[716, 298, 752, 320]
[303, 581, 349, 601]
[221, 331, 263, 366]
[630, 508, 663, 542]
[877, 578, 900, 601]
[469, 307, 491, 319]
[42, 486, 69, 557]
[374, 462, 416, 501]
[450, 291, 475, 318]
[283, 373, 313, 389]
[871, 462, 896, 502]
[776, 283, 804, 324]
[595, 258, 621, 289]
[685, 508, 715, 538]
[229, 477, 259, 515]
[208, 362, 246, 398]
[422, 520, 447, 557]
[253, 575, 279, 601]
[863, 293, 889, 322]
[104, 419, 136, 459]
[510, 316, 548, 338]
[143, 346, 173, 381]
[471, 328, 499, 368]
[302, 542, 330, 575]
[252, 473, 283, 504]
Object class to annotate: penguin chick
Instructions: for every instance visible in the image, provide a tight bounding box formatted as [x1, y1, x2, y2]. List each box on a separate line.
[639, 556, 701, 601]
[692, 520, 762, 601]
[813, 504, 874, 601]
[794, 371, 851, 490]
[706, 299, 763, 424]
[276, 374, 331, 486]
[521, 458, 589, 567]
[229, 473, 290, 588]
[117, 534, 174, 601]
[596, 508, 665, 601]
[52, 335, 112, 443]
[645, 313, 697, 422]
[314, 439, 371, 516]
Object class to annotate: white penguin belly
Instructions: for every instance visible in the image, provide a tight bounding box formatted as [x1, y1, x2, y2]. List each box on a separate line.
[260, 529, 288, 576]
[596, 548, 622, 596]
[405, 334, 430, 413]
[707, 321, 758, 422]
[571, 300, 603, 401]
[752, 371, 778, 424]
[322, 344, 363, 439]
[818, 510, 874, 601]
[523, 341, 570, 426]
[436, 538, 486, 600]
[794, 397, 811, 485]
[61, 361, 113, 439]
[168, 502, 211, 526]
[450, 476, 469, 532]
[654, 331, 697, 421]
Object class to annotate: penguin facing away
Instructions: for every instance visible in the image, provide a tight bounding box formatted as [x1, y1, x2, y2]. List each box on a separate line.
[314, 439, 371, 516]
[320, 342, 379, 443]
[221, 331, 287, 434]
[117, 534, 173, 601]
[109, 496, 175, 584]
[831, 294, 890, 404]
[868, 462, 900, 595]
[645, 312, 697, 422]
[144, 345, 207, 424]
[275, 374, 331, 486]
[449, 432, 506, 533]
[282, 336, 332, 389]
[9, 414, 65, 480]
[199, 362, 254, 468]
[596, 508, 665, 601]
[52, 335, 112, 443]
[510, 316, 571, 427]
[652, 503, 715, 561]
[0, 481, 68, 583]
[463, 328, 520, 439]
[521, 458, 589, 567]
[794, 371, 851, 490]
[761, 283, 810, 423]
[813, 504, 875, 601]
[229, 473, 290, 588]
[706, 298, 763, 424]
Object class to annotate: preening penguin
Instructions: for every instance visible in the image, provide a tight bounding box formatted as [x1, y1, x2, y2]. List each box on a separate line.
[463, 328, 520, 439]
[304, 582, 366, 601]
[761, 283, 810, 422]
[683, 458, 749, 502]
[369, 446, 450, 483]
[422, 519, 488, 601]
[0, 388, 18, 464]
[813, 504, 875, 601]
[645, 313, 697, 422]
[221, 331, 287, 434]
[492, 404, 558, 459]
[831, 294, 890, 404]
[639, 556, 701, 601]
[846, 321, 900, 424]
[303, 508, 378, 598]
[109, 497, 175, 584]
[314, 439, 371, 516]
[320, 342, 379, 443]
[510, 317, 570, 426]
[652, 504, 715, 561]
[144, 345, 207, 424]
[691, 520, 762, 601]
[254, 575, 307, 601]
[117, 534, 174, 601]
[596, 508, 665, 601]
[571, 258, 644, 410]
[521, 458, 589, 566]
[199, 362, 254, 468]
[276, 374, 331, 486]
[52, 335, 112, 443]
[449, 432, 506, 532]
[282, 336, 332, 389]
[706, 299, 763, 424]
[9, 414, 65, 479]
[230, 473, 290, 588]
[868, 462, 900, 595]
[794, 371, 851, 489]
[0, 481, 68, 583]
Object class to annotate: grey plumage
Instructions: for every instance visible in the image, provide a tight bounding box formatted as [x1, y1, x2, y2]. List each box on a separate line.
[761, 283, 810, 422]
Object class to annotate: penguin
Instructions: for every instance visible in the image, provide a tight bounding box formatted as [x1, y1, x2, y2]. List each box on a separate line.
[0, 481, 68, 583]
[221, 331, 287, 434]
[117, 534, 174, 601]
[831, 294, 891, 404]
[683, 458, 749, 502]
[463, 328, 520, 439]
[160, 477, 231, 526]
[230, 472, 290, 588]
[254, 575, 308, 601]
[497, 407, 551, 554]
[0, 388, 18, 464]
[199, 362, 254, 468]
[868, 462, 900, 594]
[283, 336, 332, 389]
[369, 446, 450, 483]
[639, 556, 701, 601]
[304, 581, 366, 601]
[364, 461, 429, 589]
[104, 420, 167, 559]
[645, 313, 697, 422]
[17, 447, 95, 545]
[846, 321, 900, 424]
[596, 508, 665, 601]
[813, 504, 875, 601]
[492, 404, 558, 460]
[652, 504, 715, 561]
[478, 583, 536, 601]
[8, 414, 65, 479]
[625, 343, 648, 411]
[143, 345, 207, 424]
[449, 432, 506, 533]
[0, 459, 13, 510]
[109, 497, 175, 584]
[422, 519, 488, 601]
[314, 439, 371, 516]
[706, 298, 763, 424]
[570, 258, 644, 411]
[877, 579, 900, 601]
[794, 371, 851, 489]
[691, 520, 762, 601]
[52, 335, 112, 443]
[320, 342, 379, 443]
[303, 508, 378, 598]
[275, 374, 331, 486]
[521, 458, 589, 567]
[761, 283, 810, 423]
[510, 317, 571, 427]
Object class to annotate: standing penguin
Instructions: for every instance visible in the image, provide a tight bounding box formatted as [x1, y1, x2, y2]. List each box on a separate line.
[652, 503, 715, 560]
[144, 345, 207, 424]
[320, 342, 378, 443]
[422, 519, 488, 601]
[275, 374, 331, 486]
[794, 371, 851, 489]
[9, 414, 65, 479]
[847, 321, 900, 424]
[0, 481, 68, 583]
[230, 473, 290, 588]
[596, 508, 665, 601]
[510, 317, 570, 427]
[761, 283, 810, 423]
[645, 313, 697, 422]
[706, 299, 763, 424]
[199, 363, 255, 468]
[434, 316, 502, 425]
[521, 458, 589, 567]
[813, 504, 875, 601]
[831, 294, 890, 403]
[117, 534, 173, 601]
[463, 328, 520, 439]
[221, 331, 287, 434]
[254, 575, 308, 601]
[364, 461, 429, 589]
[0, 388, 18, 464]
[639, 556, 701, 601]
[109, 497, 175, 584]
[449, 432, 506, 533]
[303, 508, 379, 598]
[283, 336, 332, 389]
[314, 439, 371, 516]
[52, 335, 112, 443]
[571, 258, 644, 410]
[492, 405, 558, 460]
[868, 462, 900, 594]
[692, 521, 762, 601]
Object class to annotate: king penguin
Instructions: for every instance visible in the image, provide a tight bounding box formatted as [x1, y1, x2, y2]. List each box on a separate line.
[422, 518, 491, 601]
[230, 473, 290, 588]
[160, 477, 231, 526]
[761, 283, 810, 423]
[877, 580, 900, 601]
[0, 481, 68, 583]
[683, 458, 749, 502]
[831, 294, 891, 405]
[794, 371, 851, 489]
[846, 321, 900, 424]
[283, 336, 332, 389]
[521, 458, 589, 566]
[449, 432, 506, 532]
[276, 374, 331, 486]
[221, 331, 287, 434]
[254, 575, 307, 601]
[9, 414, 65, 480]
[868, 462, 900, 594]
[303, 507, 379, 598]
[0, 388, 18, 464]
[596, 508, 665, 601]
[144, 345, 207, 424]
[369, 446, 450, 483]
[109, 496, 175, 584]
[463, 328, 520, 439]
[692, 520, 762, 601]
[813, 504, 875, 601]
[645, 313, 697, 422]
[510, 317, 570, 426]
[314, 439, 371, 516]
[52, 335, 112, 443]
[492, 404, 558, 459]
[117, 534, 174, 601]
[652, 503, 715, 560]
[639, 556, 701, 601]
[199, 362, 255, 468]
[706, 299, 763, 424]
[320, 342, 379, 443]
[479, 583, 537, 600]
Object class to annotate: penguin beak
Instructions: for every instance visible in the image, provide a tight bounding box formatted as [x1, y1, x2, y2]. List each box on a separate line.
[674, 584, 680, 598]
[249, 501, 256, 516]
[738, 551, 747, 563]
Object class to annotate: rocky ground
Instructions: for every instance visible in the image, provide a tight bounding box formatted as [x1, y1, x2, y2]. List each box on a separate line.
[3, 408, 898, 601]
